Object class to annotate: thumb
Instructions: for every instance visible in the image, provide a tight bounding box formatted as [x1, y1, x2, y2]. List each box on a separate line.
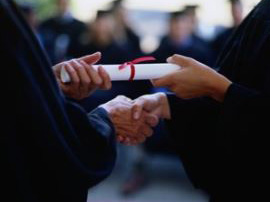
[132, 100, 144, 120]
[79, 52, 101, 65]
[167, 54, 191, 67]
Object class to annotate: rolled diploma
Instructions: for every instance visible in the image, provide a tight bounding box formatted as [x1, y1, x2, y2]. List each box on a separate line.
[61, 63, 180, 83]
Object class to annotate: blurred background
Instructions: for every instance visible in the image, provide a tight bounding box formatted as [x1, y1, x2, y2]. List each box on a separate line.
[15, 0, 260, 201]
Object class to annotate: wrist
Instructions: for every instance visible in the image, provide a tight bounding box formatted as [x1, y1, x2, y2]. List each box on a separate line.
[99, 103, 114, 117]
[208, 73, 232, 102]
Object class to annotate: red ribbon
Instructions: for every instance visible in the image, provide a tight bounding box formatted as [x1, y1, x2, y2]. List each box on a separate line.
[119, 56, 156, 81]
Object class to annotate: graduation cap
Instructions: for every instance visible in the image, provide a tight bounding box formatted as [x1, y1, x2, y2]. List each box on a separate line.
[110, 0, 124, 12]
[228, 0, 242, 4]
[169, 10, 187, 20]
[112, 0, 124, 7]
[183, 4, 199, 17]
[96, 10, 112, 19]
[184, 5, 199, 12]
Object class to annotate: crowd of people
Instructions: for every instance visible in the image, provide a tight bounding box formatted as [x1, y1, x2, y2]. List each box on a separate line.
[18, 0, 245, 196]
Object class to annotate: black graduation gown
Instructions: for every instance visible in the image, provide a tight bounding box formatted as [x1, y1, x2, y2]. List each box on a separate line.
[0, 1, 116, 202]
[166, 0, 270, 201]
[212, 27, 236, 59]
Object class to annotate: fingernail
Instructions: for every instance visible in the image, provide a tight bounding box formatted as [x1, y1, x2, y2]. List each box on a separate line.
[167, 57, 173, 63]
[151, 79, 157, 86]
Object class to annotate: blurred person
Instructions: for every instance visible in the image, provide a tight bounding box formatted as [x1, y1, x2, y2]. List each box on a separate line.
[77, 10, 128, 64]
[110, 0, 142, 57]
[183, 5, 211, 50]
[212, 0, 244, 58]
[18, 3, 38, 31]
[39, 0, 87, 64]
[0, 1, 158, 202]
[153, 11, 213, 66]
[130, 0, 270, 200]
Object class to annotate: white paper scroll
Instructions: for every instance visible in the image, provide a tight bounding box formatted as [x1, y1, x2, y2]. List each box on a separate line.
[60, 63, 180, 83]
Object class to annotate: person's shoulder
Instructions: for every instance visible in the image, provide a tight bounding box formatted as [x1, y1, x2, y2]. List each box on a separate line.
[157, 36, 172, 48]
[214, 27, 234, 42]
[71, 18, 86, 28]
[246, 0, 270, 21]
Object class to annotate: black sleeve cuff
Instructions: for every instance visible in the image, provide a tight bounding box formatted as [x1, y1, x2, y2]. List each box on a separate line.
[166, 93, 188, 120]
[222, 83, 259, 111]
[88, 107, 116, 139]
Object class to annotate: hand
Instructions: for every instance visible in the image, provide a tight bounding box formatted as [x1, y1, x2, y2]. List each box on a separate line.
[100, 96, 159, 145]
[132, 92, 171, 121]
[152, 54, 232, 102]
[53, 52, 112, 100]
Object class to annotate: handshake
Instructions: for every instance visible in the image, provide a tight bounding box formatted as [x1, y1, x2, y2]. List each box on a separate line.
[100, 93, 171, 145]
[53, 51, 230, 145]
[52, 52, 171, 145]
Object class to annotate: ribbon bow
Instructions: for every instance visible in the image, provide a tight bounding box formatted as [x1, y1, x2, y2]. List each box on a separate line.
[119, 56, 156, 81]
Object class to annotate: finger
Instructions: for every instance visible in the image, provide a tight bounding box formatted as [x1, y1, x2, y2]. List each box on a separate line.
[98, 66, 112, 90]
[141, 125, 153, 137]
[132, 101, 144, 120]
[125, 136, 140, 146]
[80, 61, 102, 86]
[116, 95, 132, 103]
[124, 137, 137, 146]
[167, 54, 191, 67]
[71, 60, 91, 95]
[117, 136, 124, 142]
[145, 114, 159, 127]
[65, 63, 80, 86]
[152, 75, 173, 88]
[79, 52, 101, 65]
[124, 137, 131, 145]
[133, 135, 146, 144]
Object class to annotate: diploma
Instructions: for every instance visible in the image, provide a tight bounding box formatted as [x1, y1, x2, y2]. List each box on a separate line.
[61, 63, 180, 83]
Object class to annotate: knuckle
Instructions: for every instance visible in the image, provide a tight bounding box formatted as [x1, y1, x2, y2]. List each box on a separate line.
[70, 59, 77, 65]
[172, 54, 178, 59]
[84, 80, 91, 85]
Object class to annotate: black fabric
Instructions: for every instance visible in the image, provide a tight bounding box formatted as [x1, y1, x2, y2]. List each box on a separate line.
[212, 27, 236, 59]
[166, 0, 270, 201]
[0, 1, 116, 202]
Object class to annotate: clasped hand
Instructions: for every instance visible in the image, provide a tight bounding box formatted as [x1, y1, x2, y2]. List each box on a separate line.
[53, 52, 169, 145]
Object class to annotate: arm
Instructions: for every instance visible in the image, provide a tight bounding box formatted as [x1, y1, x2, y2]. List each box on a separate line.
[150, 54, 270, 192]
